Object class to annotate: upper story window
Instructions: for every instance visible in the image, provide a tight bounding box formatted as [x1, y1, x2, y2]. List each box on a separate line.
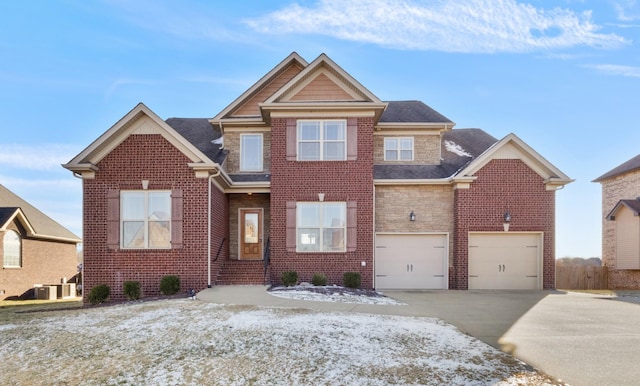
[297, 120, 346, 161]
[121, 191, 171, 249]
[384, 137, 414, 161]
[240, 133, 263, 171]
[3, 230, 21, 268]
[297, 202, 346, 252]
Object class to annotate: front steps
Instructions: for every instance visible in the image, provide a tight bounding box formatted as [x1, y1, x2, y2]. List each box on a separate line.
[215, 259, 270, 285]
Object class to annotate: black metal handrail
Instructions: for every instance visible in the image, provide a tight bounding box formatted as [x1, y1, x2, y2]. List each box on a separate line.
[212, 238, 226, 263]
[263, 237, 270, 283]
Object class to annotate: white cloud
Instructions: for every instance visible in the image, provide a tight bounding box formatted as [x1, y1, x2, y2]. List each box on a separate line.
[0, 144, 81, 170]
[245, 0, 627, 53]
[585, 63, 640, 77]
[614, 0, 640, 21]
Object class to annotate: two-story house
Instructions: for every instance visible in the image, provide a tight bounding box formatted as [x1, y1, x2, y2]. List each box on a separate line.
[64, 53, 572, 301]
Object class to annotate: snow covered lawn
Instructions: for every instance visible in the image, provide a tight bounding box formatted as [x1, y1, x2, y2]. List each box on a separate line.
[0, 297, 560, 385]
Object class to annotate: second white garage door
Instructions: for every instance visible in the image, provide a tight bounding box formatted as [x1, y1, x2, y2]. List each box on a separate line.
[375, 234, 448, 290]
[468, 233, 542, 290]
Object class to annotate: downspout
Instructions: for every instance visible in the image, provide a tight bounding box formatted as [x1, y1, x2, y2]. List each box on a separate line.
[207, 166, 222, 288]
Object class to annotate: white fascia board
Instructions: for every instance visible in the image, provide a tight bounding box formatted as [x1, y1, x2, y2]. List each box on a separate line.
[373, 178, 453, 186]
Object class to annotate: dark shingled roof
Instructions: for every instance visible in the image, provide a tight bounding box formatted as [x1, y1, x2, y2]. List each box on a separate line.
[374, 128, 497, 180]
[593, 153, 640, 182]
[607, 199, 640, 220]
[165, 118, 228, 165]
[380, 101, 453, 124]
[0, 185, 81, 242]
[228, 174, 271, 183]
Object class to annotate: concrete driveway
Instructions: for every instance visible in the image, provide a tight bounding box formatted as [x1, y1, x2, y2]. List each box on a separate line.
[198, 287, 640, 386]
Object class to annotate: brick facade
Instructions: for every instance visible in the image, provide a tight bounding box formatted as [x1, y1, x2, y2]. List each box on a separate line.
[0, 222, 77, 300]
[269, 117, 375, 288]
[83, 134, 228, 302]
[599, 170, 640, 288]
[453, 159, 556, 289]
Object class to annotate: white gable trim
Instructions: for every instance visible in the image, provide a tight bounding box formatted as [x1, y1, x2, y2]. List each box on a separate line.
[212, 52, 308, 121]
[264, 53, 383, 105]
[63, 103, 218, 178]
[453, 133, 573, 190]
[0, 208, 35, 235]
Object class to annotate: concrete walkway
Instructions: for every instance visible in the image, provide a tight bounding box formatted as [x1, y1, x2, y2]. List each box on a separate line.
[198, 286, 640, 386]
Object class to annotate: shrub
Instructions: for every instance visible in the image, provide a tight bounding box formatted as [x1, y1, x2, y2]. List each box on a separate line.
[281, 271, 298, 287]
[160, 275, 180, 295]
[123, 281, 141, 300]
[311, 273, 327, 286]
[343, 272, 362, 289]
[88, 284, 110, 305]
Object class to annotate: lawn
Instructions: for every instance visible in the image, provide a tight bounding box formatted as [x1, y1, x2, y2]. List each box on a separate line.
[0, 294, 562, 386]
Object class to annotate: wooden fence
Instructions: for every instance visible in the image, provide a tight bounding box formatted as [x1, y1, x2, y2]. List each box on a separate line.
[555, 266, 608, 290]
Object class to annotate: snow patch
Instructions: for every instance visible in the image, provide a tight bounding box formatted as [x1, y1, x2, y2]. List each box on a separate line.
[445, 140, 473, 157]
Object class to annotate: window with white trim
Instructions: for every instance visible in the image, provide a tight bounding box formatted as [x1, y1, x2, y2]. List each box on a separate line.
[297, 120, 346, 161]
[121, 191, 171, 249]
[384, 137, 414, 161]
[3, 230, 21, 268]
[240, 133, 263, 171]
[297, 202, 346, 252]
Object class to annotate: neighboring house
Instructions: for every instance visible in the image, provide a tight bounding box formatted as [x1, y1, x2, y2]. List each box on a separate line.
[64, 52, 572, 301]
[594, 154, 640, 289]
[0, 184, 81, 300]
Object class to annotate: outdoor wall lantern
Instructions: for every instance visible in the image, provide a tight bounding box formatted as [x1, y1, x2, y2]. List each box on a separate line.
[503, 211, 511, 232]
[142, 180, 149, 190]
[318, 193, 325, 202]
[409, 211, 416, 222]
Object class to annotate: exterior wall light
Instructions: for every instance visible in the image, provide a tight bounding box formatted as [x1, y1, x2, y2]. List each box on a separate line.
[503, 211, 511, 232]
[409, 211, 416, 222]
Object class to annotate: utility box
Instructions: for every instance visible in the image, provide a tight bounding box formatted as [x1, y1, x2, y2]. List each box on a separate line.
[34, 285, 57, 300]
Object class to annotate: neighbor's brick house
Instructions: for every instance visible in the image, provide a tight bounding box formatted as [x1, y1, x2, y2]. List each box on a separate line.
[64, 53, 572, 301]
[594, 154, 640, 289]
[0, 184, 81, 300]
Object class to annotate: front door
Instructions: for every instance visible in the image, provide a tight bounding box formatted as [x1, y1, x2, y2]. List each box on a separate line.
[240, 209, 263, 260]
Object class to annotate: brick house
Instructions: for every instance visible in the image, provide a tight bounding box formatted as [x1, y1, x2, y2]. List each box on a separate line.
[594, 154, 640, 289]
[0, 184, 81, 300]
[64, 52, 572, 301]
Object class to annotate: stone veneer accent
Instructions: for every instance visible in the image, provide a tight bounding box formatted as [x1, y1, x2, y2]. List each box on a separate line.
[453, 159, 556, 290]
[599, 170, 640, 288]
[269, 117, 375, 288]
[224, 131, 272, 174]
[375, 185, 454, 265]
[373, 135, 441, 164]
[83, 134, 228, 302]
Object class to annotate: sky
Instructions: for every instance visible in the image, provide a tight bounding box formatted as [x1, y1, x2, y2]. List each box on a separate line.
[1, 0, 639, 258]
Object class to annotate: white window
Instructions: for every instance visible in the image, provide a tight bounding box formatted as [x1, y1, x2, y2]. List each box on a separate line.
[121, 191, 171, 249]
[297, 202, 346, 252]
[3, 230, 21, 268]
[240, 134, 263, 171]
[384, 137, 414, 161]
[298, 120, 346, 161]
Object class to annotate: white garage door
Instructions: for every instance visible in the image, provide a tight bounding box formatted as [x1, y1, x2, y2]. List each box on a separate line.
[375, 234, 448, 290]
[468, 233, 541, 290]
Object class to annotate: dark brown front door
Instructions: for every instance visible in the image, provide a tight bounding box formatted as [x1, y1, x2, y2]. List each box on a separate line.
[240, 209, 262, 260]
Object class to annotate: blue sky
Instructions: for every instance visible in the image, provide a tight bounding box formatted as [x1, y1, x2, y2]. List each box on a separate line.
[1, 0, 639, 258]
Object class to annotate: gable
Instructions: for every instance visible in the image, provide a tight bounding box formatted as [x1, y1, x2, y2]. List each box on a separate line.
[232, 62, 305, 117]
[64, 103, 218, 179]
[453, 133, 573, 190]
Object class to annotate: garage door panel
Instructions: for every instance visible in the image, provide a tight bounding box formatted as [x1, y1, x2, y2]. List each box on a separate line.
[375, 234, 447, 290]
[468, 233, 541, 290]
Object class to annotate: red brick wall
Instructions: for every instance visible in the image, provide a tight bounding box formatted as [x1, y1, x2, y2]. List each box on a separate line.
[269, 117, 374, 288]
[0, 223, 77, 300]
[83, 134, 228, 302]
[452, 159, 556, 289]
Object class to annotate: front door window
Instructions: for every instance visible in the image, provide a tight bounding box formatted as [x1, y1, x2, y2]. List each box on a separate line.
[240, 209, 262, 259]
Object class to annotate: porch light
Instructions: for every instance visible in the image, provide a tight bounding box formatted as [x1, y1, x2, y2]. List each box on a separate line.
[503, 211, 511, 232]
[142, 180, 149, 190]
[318, 193, 325, 202]
[409, 211, 416, 222]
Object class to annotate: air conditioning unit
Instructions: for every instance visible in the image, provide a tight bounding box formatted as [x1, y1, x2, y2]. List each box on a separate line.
[34, 285, 57, 300]
[56, 283, 76, 299]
